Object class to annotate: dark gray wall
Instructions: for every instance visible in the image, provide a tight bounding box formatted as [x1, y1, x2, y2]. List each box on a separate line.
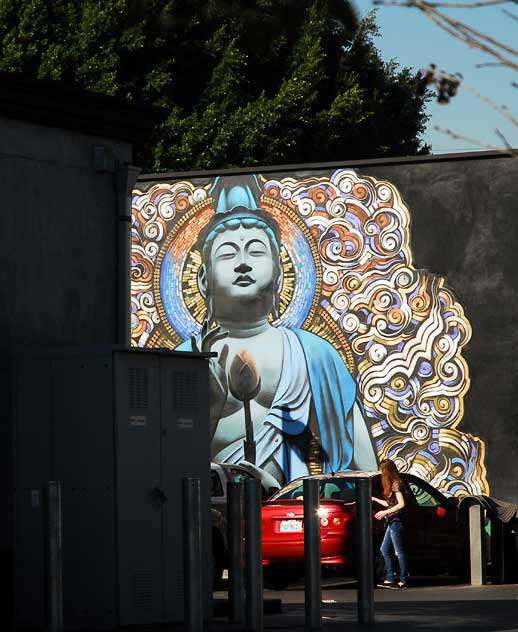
[364, 155, 518, 503]
[0, 116, 132, 345]
[0, 114, 134, 579]
[1, 75, 153, 630]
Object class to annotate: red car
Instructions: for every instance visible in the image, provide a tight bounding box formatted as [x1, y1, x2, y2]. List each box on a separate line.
[261, 471, 467, 587]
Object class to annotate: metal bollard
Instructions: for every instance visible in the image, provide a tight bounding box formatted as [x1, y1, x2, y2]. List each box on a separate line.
[490, 518, 505, 585]
[183, 477, 203, 632]
[228, 481, 245, 623]
[356, 478, 374, 624]
[244, 478, 263, 632]
[303, 478, 321, 630]
[468, 501, 486, 585]
[45, 481, 63, 632]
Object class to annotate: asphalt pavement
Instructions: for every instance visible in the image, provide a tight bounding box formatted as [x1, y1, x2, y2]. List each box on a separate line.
[206, 577, 518, 631]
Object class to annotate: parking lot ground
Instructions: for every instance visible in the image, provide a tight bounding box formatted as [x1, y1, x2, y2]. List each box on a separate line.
[207, 577, 518, 631]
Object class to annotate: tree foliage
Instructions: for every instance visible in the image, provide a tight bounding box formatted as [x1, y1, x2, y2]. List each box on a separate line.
[0, 0, 430, 170]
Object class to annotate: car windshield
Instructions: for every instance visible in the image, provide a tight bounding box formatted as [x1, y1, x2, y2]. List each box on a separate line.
[272, 478, 357, 503]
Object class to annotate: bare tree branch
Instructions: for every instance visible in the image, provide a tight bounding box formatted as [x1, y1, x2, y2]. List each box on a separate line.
[442, 13, 518, 57]
[375, 0, 518, 155]
[375, 0, 516, 8]
[495, 128, 514, 150]
[461, 81, 518, 126]
[375, 0, 518, 70]
[418, 1, 515, 7]
[502, 8, 518, 21]
[428, 12, 518, 69]
[434, 125, 517, 155]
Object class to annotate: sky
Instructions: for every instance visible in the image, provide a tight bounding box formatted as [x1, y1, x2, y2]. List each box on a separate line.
[358, 0, 517, 154]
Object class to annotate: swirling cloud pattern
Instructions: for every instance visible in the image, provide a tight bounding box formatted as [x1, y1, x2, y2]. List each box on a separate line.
[263, 170, 487, 496]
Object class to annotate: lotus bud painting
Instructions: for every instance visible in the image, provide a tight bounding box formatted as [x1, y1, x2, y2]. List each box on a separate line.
[228, 350, 261, 402]
[227, 350, 261, 465]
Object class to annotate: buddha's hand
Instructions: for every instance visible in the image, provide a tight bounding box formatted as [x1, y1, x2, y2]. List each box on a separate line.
[191, 320, 229, 433]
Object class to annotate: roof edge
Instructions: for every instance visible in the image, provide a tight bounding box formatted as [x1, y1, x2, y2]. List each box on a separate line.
[0, 71, 161, 144]
[137, 149, 516, 183]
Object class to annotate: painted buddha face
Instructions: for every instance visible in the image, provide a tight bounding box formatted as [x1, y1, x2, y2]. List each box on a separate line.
[209, 225, 277, 310]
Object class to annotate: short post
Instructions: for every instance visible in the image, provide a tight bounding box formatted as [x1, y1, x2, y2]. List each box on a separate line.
[183, 478, 203, 632]
[45, 481, 63, 632]
[244, 478, 263, 632]
[303, 478, 321, 630]
[490, 517, 505, 584]
[505, 523, 518, 582]
[228, 481, 245, 624]
[468, 501, 486, 585]
[356, 478, 374, 624]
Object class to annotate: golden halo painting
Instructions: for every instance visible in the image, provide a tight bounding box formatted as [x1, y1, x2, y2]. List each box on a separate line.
[131, 170, 488, 496]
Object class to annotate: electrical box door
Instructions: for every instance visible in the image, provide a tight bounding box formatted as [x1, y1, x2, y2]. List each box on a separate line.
[159, 354, 211, 621]
[114, 352, 163, 625]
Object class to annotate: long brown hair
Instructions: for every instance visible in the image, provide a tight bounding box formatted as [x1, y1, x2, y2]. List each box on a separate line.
[380, 459, 404, 500]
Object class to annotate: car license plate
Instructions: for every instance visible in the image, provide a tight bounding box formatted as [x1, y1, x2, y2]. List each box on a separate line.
[280, 519, 303, 533]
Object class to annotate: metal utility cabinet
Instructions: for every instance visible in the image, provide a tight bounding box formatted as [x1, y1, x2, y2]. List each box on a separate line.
[12, 346, 211, 630]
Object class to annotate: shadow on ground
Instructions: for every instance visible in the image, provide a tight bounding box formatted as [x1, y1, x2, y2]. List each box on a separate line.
[203, 599, 518, 631]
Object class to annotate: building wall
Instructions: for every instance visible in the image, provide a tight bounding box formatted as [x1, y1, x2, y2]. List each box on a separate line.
[365, 155, 518, 504]
[1, 113, 135, 569]
[133, 153, 518, 503]
[0, 116, 132, 345]
[1, 75, 153, 630]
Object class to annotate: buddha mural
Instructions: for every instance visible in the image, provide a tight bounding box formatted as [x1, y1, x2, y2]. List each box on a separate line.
[176, 176, 377, 483]
[131, 170, 488, 497]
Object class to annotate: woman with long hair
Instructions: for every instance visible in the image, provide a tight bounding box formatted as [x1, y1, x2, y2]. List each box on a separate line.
[372, 458, 409, 588]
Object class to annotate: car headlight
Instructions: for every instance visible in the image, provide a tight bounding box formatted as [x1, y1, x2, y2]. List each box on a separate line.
[317, 507, 328, 517]
[320, 516, 329, 527]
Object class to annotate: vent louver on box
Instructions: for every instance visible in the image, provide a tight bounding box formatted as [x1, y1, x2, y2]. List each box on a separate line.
[133, 569, 152, 609]
[128, 367, 149, 409]
[173, 371, 199, 411]
[175, 567, 184, 600]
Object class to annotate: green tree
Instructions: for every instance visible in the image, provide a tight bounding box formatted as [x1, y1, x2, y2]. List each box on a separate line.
[0, 0, 429, 170]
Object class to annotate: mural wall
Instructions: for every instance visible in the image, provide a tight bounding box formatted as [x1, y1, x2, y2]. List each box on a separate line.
[131, 169, 489, 497]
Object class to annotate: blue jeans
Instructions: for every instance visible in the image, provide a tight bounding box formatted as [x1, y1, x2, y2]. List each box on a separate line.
[380, 521, 408, 583]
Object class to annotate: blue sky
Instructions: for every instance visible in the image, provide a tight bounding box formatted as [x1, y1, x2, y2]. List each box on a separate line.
[359, 0, 517, 154]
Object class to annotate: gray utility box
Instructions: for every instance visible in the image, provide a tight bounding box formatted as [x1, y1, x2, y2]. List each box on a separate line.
[12, 346, 211, 630]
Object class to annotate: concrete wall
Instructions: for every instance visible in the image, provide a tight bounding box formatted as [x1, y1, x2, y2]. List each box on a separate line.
[0, 116, 132, 345]
[0, 114, 135, 581]
[364, 155, 518, 503]
[0, 74, 154, 630]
